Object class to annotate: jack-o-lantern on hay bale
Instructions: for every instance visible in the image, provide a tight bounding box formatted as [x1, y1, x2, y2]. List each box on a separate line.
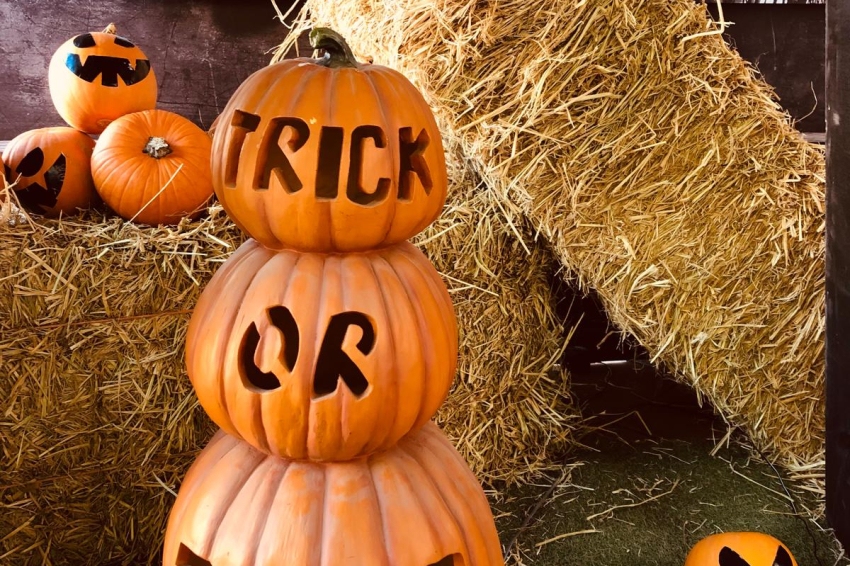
[0, 150, 569, 563]
[280, 0, 826, 496]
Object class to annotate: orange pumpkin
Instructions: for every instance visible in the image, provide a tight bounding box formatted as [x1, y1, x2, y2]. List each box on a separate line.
[186, 239, 457, 461]
[91, 109, 214, 225]
[2, 127, 98, 217]
[211, 27, 448, 252]
[163, 424, 504, 566]
[48, 24, 157, 134]
[685, 532, 797, 566]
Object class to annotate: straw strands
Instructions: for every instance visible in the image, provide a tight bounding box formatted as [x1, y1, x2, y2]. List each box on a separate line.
[0, 163, 572, 562]
[279, 0, 826, 494]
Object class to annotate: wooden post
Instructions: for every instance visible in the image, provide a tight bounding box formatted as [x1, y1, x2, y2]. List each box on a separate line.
[826, 0, 850, 547]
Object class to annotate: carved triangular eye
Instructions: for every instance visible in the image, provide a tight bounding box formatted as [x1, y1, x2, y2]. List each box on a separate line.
[176, 543, 212, 566]
[16, 147, 44, 177]
[114, 36, 135, 48]
[428, 557, 455, 566]
[719, 547, 751, 566]
[73, 33, 96, 48]
[773, 546, 793, 566]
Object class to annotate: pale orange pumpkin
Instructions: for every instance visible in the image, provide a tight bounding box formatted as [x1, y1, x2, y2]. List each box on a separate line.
[2, 127, 98, 217]
[91, 109, 214, 225]
[163, 424, 504, 566]
[186, 238, 457, 461]
[48, 24, 157, 134]
[211, 28, 448, 252]
[685, 532, 797, 566]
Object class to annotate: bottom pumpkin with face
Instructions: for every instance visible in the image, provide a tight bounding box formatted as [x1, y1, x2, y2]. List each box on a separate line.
[685, 532, 797, 566]
[163, 423, 504, 566]
[2, 127, 98, 217]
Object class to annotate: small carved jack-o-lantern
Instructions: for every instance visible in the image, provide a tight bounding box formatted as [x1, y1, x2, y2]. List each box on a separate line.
[2, 127, 98, 217]
[685, 532, 798, 566]
[163, 424, 504, 566]
[211, 27, 448, 252]
[186, 238, 457, 461]
[48, 24, 157, 134]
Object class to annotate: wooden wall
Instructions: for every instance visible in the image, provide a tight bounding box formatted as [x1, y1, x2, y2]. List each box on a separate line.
[0, 0, 305, 140]
[0, 1, 826, 141]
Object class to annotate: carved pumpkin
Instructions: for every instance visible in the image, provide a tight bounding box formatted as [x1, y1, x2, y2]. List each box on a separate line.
[685, 532, 797, 566]
[186, 238, 457, 461]
[91, 109, 214, 225]
[48, 24, 157, 134]
[2, 127, 98, 217]
[163, 424, 504, 566]
[211, 28, 448, 252]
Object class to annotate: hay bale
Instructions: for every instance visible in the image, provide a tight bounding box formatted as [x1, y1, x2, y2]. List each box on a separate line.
[0, 178, 572, 561]
[281, 0, 826, 493]
[418, 163, 575, 483]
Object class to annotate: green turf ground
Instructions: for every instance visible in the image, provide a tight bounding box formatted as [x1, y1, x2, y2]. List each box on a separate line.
[491, 363, 843, 566]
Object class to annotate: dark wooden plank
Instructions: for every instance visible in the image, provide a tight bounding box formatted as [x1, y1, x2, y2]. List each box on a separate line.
[826, 0, 850, 549]
[0, 0, 307, 140]
[705, 2, 825, 132]
[720, 0, 822, 4]
[720, 1, 822, 4]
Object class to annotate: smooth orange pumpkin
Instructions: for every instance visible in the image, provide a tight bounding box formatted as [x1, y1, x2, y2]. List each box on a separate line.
[685, 532, 797, 566]
[186, 238, 457, 461]
[2, 127, 98, 217]
[91, 109, 214, 225]
[48, 24, 157, 134]
[211, 28, 448, 252]
[163, 423, 504, 566]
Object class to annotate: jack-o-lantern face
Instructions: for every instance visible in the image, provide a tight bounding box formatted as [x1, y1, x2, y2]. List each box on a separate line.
[48, 25, 157, 134]
[685, 532, 798, 566]
[211, 28, 448, 252]
[163, 424, 504, 566]
[2, 127, 98, 217]
[186, 239, 458, 461]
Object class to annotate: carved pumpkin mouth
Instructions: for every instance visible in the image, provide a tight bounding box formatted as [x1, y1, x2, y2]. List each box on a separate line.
[10, 147, 66, 214]
[65, 53, 151, 87]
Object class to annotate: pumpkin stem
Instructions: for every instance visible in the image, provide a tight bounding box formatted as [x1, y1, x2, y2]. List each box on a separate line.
[309, 27, 361, 69]
[103, 23, 117, 34]
[143, 137, 172, 159]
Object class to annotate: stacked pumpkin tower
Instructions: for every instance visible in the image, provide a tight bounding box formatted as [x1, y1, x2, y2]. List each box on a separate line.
[163, 29, 504, 566]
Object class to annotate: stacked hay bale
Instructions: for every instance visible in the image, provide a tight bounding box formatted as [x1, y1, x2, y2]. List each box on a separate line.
[0, 169, 572, 561]
[280, 0, 826, 492]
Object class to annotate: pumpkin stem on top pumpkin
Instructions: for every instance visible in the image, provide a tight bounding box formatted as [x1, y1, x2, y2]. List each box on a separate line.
[309, 27, 361, 69]
[143, 137, 173, 159]
[102, 23, 117, 35]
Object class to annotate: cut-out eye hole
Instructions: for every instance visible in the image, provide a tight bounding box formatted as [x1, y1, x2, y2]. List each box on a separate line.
[73, 33, 96, 48]
[113, 36, 135, 48]
[429, 555, 459, 566]
[176, 543, 212, 566]
[16, 147, 45, 177]
[719, 547, 751, 566]
[773, 546, 793, 566]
